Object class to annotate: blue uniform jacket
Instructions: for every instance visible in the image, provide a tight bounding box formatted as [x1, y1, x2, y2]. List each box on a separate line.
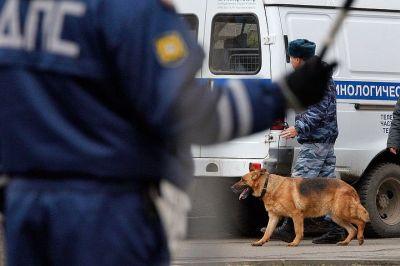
[0, 0, 285, 188]
[295, 79, 338, 144]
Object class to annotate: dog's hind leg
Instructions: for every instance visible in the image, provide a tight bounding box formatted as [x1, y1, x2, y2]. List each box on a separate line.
[331, 217, 356, 246]
[288, 214, 304, 247]
[355, 220, 366, 245]
[252, 213, 280, 246]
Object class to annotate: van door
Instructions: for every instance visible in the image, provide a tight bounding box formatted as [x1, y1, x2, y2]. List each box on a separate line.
[332, 10, 400, 176]
[279, 7, 400, 176]
[201, 0, 272, 159]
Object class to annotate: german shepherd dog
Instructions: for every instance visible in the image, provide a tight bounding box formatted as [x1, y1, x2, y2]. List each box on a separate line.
[231, 169, 370, 247]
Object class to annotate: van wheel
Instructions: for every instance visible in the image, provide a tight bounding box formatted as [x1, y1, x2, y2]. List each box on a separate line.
[358, 163, 400, 237]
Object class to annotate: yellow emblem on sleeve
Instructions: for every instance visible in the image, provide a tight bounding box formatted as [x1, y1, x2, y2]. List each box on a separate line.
[155, 32, 188, 66]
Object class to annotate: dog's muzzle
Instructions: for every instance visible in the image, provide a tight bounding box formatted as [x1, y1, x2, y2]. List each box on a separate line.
[231, 184, 252, 200]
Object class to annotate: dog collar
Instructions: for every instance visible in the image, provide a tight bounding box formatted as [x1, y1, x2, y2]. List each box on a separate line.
[259, 175, 269, 198]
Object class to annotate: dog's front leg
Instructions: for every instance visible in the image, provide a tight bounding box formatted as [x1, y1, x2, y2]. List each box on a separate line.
[252, 214, 280, 246]
[288, 214, 304, 247]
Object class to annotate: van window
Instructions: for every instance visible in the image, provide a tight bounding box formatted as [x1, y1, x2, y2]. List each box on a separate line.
[181, 14, 199, 39]
[210, 14, 261, 75]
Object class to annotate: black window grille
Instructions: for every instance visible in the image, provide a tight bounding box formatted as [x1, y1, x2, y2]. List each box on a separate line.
[210, 14, 261, 75]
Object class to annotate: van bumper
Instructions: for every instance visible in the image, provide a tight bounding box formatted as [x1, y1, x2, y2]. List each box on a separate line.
[193, 158, 264, 177]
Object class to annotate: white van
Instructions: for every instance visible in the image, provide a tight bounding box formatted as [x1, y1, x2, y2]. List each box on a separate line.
[175, 0, 400, 237]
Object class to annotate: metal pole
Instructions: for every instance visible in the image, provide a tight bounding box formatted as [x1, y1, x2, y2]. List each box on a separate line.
[319, 0, 356, 60]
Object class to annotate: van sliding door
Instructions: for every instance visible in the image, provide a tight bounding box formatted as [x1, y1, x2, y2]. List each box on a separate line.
[200, 0, 272, 159]
[279, 6, 400, 176]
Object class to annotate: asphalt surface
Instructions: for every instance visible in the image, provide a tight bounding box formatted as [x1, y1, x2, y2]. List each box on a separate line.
[0, 225, 397, 265]
[172, 238, 400, 265]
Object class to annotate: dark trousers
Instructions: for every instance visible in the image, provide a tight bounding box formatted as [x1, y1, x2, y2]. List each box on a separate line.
[6, 179, 169, 266]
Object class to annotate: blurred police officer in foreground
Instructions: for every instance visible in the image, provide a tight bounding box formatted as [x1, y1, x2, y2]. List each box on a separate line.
[0, 0, 334, 265]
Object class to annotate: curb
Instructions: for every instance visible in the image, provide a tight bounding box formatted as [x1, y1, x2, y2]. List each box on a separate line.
[172, 260, 400, 266]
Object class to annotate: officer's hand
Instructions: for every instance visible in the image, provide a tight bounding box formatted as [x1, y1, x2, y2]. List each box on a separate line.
[280, 126, 298, 139]
[389, 147, 398, 155]
[281, 56, 337, 110]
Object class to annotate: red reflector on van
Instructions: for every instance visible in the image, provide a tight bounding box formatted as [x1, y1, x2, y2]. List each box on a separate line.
[271, 119, 286, 130]
[249, 163, 262, 171]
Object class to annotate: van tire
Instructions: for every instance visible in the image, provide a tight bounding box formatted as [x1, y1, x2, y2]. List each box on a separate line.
[357, 163, 400, 237]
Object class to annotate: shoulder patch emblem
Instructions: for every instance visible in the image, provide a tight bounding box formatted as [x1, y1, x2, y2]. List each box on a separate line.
[155, 31, 188, 67]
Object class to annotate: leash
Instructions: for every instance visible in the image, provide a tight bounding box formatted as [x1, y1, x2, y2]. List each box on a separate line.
[319, 0, 356, 60]
[276, 121, 289, 174]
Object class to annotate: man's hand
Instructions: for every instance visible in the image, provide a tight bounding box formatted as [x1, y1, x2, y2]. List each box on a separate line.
[280, 126, 298, 139]
[281, 56, 337, 111]
[389, 147, 398, 155]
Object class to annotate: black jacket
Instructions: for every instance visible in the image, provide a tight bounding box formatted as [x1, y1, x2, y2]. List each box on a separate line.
[388, 99, 400, 149]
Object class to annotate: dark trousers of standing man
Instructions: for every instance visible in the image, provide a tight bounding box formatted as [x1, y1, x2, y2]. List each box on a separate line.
[6, 178, 169, 266]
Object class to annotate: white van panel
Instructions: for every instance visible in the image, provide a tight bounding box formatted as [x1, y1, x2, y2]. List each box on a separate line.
[200, 134, 269, 158]
[334, 12, 400, 106]
[265, 6, 288, 80]
[343, 14, 400, 76]
[264, 0, 400, 11]
[335, 104, 393, 175]
[280, 8, 339, 72]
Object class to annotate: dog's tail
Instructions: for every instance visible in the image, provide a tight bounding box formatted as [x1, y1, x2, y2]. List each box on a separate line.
[357, 203, 370, 222]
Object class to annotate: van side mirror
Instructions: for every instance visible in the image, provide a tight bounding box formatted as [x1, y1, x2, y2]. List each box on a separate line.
[284, 35, 290, 63]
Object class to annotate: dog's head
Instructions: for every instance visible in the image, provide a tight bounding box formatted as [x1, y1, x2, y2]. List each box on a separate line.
[231, 169, 269, 200]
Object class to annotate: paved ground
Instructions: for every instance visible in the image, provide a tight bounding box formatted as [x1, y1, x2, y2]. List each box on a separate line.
[172, 238, 400, 265]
